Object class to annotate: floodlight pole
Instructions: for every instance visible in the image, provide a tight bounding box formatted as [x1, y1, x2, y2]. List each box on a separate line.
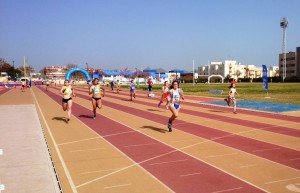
[280, 17, 288, 82]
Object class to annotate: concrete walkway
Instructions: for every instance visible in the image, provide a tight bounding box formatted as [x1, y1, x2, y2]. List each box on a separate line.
[0, 104, 61, 193]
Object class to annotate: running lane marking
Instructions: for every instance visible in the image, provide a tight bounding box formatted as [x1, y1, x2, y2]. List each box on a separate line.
[31, 89, 78, 193]
[37, 87, 175, 192]
[180, 172, 202, 177]
[58, 136, 100, 146]
[252, 148, 281, 152]
[69, 147, 106, 153]
[205, 153, 239, 158]
[123, 143, 156, 148]
[104, 183, 131, 189]
[42, 87, 269, 192]
[211, 187, 243, 193]
[150, 159, 189, 166]
[264, 177, 300, 184]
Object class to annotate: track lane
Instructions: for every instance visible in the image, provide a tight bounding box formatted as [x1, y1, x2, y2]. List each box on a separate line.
[65, 87, 300, 171]
[37, 86, 266, 193]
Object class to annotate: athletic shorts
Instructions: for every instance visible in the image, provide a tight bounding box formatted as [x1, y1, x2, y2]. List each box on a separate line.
[148, 85, 152, 91]
[163, 94, 170, 99]
[170, 103, 180, 110]
[62, 97, 72, 103]
[92, 97, 101, 101]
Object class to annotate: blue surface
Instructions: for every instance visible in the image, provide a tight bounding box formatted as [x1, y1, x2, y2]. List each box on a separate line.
[206, 100, 300, 113]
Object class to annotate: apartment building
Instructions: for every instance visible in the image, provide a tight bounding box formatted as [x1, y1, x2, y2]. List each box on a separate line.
[279, 47, 300, 78]
[198, 60, 245, 79]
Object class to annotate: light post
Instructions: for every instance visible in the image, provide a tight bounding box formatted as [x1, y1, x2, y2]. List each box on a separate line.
[280, 17, 288, 82]
[12, 60, 15, 80]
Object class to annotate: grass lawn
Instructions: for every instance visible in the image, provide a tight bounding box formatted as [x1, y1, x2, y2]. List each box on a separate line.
[142, 83, 300, 105]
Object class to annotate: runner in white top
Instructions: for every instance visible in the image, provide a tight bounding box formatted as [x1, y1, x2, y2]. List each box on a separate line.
[89, 78, 105, 119]
[116, 80, 121, 94]
[164, 80, 184, 132]
[60, 80, 75, 122]
[229, 83, 239, 114]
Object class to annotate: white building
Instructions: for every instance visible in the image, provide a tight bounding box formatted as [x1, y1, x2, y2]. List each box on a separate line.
[268, 66, 279, 77]
[198, 60, 245, 79]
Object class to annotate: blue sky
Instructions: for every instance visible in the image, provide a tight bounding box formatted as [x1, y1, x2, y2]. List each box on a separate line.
[1, 0, 299, 72]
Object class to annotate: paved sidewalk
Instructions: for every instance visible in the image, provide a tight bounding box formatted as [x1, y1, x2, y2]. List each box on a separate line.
[0, 105, 61, 193]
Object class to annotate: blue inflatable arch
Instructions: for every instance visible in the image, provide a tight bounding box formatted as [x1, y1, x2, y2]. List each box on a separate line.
[65, 68, 91, 82]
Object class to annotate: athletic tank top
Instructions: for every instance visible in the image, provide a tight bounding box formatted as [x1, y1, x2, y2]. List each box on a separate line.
[170, 89, 181, 104]
[163, 85, 169, 92]
[62, 86, 72, 95]
[230, 88, 236, 97]
[130, 83, 135, 90]
[91, 85, 101, 95]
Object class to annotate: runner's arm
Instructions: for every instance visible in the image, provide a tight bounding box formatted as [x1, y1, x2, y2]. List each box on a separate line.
[101, 86, 105, 97]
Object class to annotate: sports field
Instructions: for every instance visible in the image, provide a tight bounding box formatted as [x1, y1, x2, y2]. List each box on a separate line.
[0, 85, 300, 193]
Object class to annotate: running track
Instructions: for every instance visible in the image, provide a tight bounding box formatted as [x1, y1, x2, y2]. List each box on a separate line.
[11, 86, 300, 193]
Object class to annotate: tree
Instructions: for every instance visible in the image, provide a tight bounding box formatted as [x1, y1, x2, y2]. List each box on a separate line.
[66, 64, 78, 70]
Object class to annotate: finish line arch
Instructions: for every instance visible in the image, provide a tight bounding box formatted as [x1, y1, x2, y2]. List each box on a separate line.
[65, 68, 91, 81]
[208, 75, 224, 84]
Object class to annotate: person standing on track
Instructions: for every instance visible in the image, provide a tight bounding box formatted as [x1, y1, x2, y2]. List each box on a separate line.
[158, 81, 170, 109]
[116, 80, 121, 93]
[89, 78, 105, 120]
[147, 78, 153, 95]
[229, 83, 239, 114]
[60, 80, 75, 123]
[45, 80, 50, 91]
[21, 80, 26, 92]
[164, 80, 184, 132]
[129, 79, 136, 101]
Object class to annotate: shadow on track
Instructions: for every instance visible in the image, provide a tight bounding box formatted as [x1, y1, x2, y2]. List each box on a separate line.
[79, 115, 94, 119]
[147, 109, 164, 112]
[52, 117, 68, 123]
[141, 125, 168, 133]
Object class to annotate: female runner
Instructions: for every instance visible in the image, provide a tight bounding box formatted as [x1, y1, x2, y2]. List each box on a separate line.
[229, 83, 239, 114]
[129, 79, 136, 101]
[158, 81, 170, 109]
[89, 78, 105, 119]
[60, 80, 75, 122]
[164, 80, 184, 132]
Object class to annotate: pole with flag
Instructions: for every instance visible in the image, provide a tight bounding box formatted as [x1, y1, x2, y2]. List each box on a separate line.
[262, 64, 269, 97]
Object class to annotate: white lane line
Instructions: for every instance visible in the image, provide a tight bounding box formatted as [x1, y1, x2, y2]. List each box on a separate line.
[252, 148, 281, 152]
[264, 176, 300, 184]
[239, 164, 257, 168]
[211, 187, 243, 193]
[150, 159, 188, 166]
[102, 130, 136, 137]
[58, 136, 100, 146]
[31, 89, 78, 193]
[69, 147, 106, 153]
[171, 139, 200, 143]
[180, 172, 202, 177]
[81, 168, 123, 175]
[104, 183, 131, 189]
[53, 91, 267, 192]
[206, 153, 239, 158]
[290, 157, 300, 161]
[0, 149, 3, 155]
[124, 143, 156, 148]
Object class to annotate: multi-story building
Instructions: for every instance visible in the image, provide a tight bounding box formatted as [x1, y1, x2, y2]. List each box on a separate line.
[245, 65, 262, 79]
[268, 66, 279, 77]
[44, 66, 67, 80]
[279, 47, 300, 78]
[198, 60, 245, 79]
